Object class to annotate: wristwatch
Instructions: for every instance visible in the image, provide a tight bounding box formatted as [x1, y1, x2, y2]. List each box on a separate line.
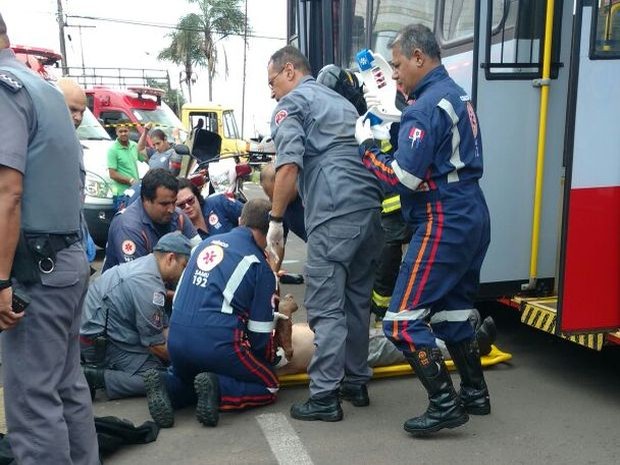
[0, 279, 12, 290]
[268, 211, 283, 223]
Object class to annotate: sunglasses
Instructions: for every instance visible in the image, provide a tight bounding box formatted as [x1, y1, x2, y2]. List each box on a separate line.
[176, 195, 196, 209]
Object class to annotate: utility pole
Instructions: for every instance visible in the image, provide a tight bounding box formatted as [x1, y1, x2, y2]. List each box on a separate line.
[240, 0, 248, 138]
[56, 0, 69, 74]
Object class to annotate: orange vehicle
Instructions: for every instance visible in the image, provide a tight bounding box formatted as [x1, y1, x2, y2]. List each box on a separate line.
[86, 85, 187, 144]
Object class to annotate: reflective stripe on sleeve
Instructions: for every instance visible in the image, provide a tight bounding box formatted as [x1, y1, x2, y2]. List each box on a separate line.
[221, 255, 260, 314]
[391, 160, 423, 191]
[248, 319, 275, 333]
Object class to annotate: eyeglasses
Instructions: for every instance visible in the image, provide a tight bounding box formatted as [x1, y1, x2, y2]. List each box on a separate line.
[176, 195, 196, 209]
[268, 65, 288, 89]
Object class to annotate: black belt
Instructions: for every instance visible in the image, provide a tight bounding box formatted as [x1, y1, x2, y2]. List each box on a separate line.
[26, 233, 81, 254]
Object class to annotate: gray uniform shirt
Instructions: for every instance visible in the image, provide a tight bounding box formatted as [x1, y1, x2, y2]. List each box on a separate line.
[270, 75, 382, 234]
[80, 254, 168, 354]
[0, 49, 36, 174]
[148, 146, 174, 170]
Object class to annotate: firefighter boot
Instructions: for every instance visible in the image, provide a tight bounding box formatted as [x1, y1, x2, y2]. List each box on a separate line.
[447, 339, 491, 415]
[403, 348, 469, 435]
[143, 369, 174, 428]
[290, 391, 343, 422]
[82, 365, 105, 401]
[475, 316, 497, 356]
[339, 382, 370, 407]
[194, 372, 220, 427]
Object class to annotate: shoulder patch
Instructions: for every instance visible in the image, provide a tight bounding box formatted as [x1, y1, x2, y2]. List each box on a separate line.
[274, 109, 288, 126]
[196, 244, 224, 272]
[152, 291, 165, 307]
[121, 240, 136, 256]
[0, 72, 24, 93]
[208, 213, 220, 226]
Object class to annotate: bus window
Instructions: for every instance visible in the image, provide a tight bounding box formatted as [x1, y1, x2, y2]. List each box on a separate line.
[441, 0, 507, 48]
[592, 0, 620, 58]
[369, 0, 436, 66]
[344, 1, 368, 68]
[223, 111, 240, 140]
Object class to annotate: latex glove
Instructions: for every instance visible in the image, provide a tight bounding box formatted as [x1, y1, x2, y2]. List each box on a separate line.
[266, 221, 284, 259]
[363, 89, 382, 110]
[371, 122, 391, 141]
[355, 116, 373, 145]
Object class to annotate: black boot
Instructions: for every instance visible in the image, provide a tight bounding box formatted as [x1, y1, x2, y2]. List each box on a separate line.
[475, 316, 497, 356]
[339, 382, 370, 407]
[403, 348, 469, 435]
[290, 391, 343, 422]
[83, 365, 105, 401]
[447, 339, 491, 415]
[143, 369, 174, 428]
[194, 372, 220, 427]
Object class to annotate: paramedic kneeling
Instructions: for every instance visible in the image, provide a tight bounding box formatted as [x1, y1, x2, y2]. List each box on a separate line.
[80, 232, 191, 400]
[143, 199, 279, 428]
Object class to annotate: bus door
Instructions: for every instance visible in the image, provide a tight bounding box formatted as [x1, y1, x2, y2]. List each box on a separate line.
[473, 0, 568, 293]
[558, 1, 620, 332]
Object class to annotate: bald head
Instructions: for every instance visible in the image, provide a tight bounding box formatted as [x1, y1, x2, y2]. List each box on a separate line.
[259, 163, 276, 201]
[0, 12, 9, 49]
[57, 77, 87, 129]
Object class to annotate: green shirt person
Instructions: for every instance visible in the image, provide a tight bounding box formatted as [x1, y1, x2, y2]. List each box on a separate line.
[107, 124, 146, 196]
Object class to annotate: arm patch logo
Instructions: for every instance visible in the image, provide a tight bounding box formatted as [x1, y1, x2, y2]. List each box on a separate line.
[196, 245, 224, 272]
[122, 240, 136, 256]
[274, 109, 288, 126]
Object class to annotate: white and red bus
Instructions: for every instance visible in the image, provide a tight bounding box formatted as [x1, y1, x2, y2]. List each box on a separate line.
[287, 0, 620, 349]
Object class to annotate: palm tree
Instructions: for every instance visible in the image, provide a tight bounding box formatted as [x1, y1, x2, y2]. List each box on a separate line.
[187, 0, 249, 100]
[158, 14, 206, 102]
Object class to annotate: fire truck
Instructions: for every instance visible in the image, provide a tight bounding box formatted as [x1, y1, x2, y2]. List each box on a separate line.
[287, 0, 620, 350]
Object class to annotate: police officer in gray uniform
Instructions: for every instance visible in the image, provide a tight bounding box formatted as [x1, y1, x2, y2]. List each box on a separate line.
[266, 45, 383, 422]
[81, 232, 191, 400]
[0, 13, 99, 465]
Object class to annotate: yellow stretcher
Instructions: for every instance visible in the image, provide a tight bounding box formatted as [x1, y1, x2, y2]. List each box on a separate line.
[278, 345, 512, 387]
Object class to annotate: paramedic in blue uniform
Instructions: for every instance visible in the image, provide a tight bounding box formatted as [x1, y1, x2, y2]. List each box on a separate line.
[266, 45, 383, 422]
[142, 199, 280, 429]
[356, 24, 491, 435]
[0, 13, 99, 464]
[102, 168, 199, 272]
[202, 192, 243, 236]
[80, 232, 191, 400]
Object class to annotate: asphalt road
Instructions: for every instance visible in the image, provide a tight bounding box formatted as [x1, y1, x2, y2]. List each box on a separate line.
[3, 182, 620, 464]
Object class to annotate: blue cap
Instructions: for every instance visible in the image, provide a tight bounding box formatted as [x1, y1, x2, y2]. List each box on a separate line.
[153, 232, 192, 256]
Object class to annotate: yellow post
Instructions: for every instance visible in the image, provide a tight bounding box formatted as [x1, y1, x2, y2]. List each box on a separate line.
[526, 0, 556, 290]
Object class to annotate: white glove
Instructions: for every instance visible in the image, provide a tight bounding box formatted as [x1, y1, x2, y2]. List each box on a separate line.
[371, 122, 391, 141]
[266, 220, 284, 259]
[355, 116, 373, 145]
[363, 89, 382, 110]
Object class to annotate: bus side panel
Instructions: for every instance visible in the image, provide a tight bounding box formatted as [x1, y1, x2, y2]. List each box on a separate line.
[562, 187, 620, 331]
[560, 7, 620, 332]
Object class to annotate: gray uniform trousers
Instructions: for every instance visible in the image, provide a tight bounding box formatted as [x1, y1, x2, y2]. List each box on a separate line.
[2, 243, 99, 465]
[305, 208, 383, 396]
[81, 342, 165, 399]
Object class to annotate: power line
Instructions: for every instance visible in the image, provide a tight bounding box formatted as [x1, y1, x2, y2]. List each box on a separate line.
[65, 14, 286, 41]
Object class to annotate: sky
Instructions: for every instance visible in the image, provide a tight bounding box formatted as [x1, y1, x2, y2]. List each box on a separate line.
[0, 0, 287, 138]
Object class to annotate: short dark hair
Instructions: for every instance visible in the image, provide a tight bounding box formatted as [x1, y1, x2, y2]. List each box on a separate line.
[389, 24, 441, 61]
[150, 128, 167, 141]
[177, 178, 205, 208]
[240, 199, 271, 235]
[141, 168, 179, 201]
[269, 45, 311, 75]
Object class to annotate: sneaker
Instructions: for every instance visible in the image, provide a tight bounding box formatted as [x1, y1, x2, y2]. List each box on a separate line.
[194, 372, 220, 427]
[143, 369, 174, 428]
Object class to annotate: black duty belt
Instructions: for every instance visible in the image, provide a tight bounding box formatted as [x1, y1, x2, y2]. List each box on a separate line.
[27, 233, 81, 254]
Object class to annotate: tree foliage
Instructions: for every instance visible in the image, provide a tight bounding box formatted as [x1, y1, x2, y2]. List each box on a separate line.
[159, 0, 249, 101]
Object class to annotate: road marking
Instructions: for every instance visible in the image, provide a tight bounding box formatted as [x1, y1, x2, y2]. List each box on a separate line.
[282, 259, 299, 264]
[256, 413, 314, 465]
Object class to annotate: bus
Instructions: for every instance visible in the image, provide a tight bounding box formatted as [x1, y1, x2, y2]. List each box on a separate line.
[286, 0, 620, 350]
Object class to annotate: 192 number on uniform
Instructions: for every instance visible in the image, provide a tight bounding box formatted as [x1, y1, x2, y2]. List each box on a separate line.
[192, 274, 208, 287]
